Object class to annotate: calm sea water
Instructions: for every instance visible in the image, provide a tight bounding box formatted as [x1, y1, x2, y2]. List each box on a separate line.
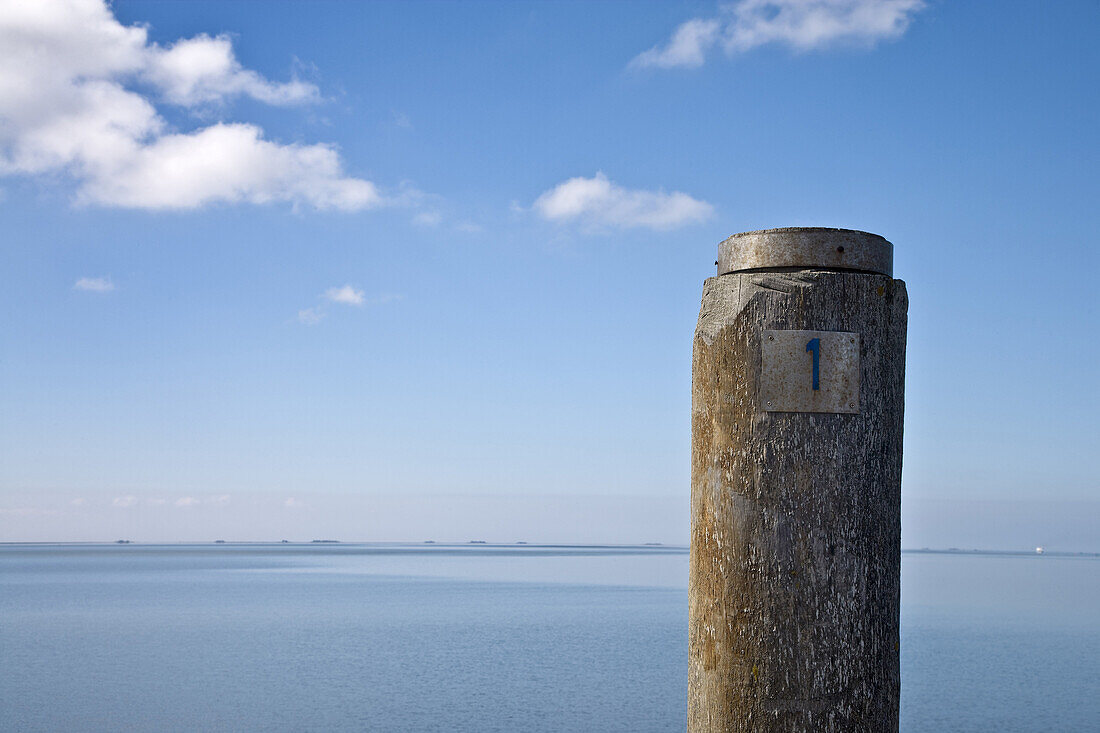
[1, 545, 1097, 732]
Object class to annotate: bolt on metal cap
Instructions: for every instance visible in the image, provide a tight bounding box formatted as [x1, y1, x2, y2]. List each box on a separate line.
[718, 227, 893, 276]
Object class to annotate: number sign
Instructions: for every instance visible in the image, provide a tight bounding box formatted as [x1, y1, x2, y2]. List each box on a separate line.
[760, 330, 859, 413]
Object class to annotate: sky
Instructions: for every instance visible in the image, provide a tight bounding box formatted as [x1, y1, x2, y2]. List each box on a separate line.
[1, 0, 1097, 548]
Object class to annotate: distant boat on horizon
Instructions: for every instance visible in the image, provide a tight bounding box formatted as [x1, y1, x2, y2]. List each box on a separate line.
[1036, 546, 1044, 554]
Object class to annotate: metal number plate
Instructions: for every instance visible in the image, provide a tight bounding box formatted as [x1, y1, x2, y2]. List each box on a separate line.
[761, 330, 860, 413]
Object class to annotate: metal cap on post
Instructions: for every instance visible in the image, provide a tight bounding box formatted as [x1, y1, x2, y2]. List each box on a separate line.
[690, 226, 907, 732]
[717, 227, 893, 276]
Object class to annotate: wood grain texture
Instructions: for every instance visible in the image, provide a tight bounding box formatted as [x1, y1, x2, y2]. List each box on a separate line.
[689, 270, 908, 732]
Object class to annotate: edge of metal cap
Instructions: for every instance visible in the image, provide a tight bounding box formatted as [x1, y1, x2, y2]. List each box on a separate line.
[717, 227, 893, 276]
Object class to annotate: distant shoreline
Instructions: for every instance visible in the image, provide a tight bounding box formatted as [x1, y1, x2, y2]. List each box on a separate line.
[902, 547, 1100, 558]
[0, 541, 1097, 557]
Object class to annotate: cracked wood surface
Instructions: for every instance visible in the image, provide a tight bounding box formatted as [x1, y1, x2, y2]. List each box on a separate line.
[689, 270, 907, 732]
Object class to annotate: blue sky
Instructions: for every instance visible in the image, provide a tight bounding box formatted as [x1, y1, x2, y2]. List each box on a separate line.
[1, 0, 1097, 546]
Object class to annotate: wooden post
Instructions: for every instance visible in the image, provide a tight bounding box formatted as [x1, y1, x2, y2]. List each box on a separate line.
[689, 228, 908, 731]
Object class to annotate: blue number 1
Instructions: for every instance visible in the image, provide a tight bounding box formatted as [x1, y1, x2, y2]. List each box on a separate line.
[806, 338, 820, 391]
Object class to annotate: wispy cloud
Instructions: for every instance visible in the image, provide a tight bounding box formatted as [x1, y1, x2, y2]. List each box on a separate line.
[0, 506, 53, 517]
[297, 306, 325, 326]
[112, 495, 138, 507]
[173, 495, 229, 507]
[0, 0, 382, 211]
[631, 18, 721, 69]
[284, 497, 305, 508]
[412, 210, 443, 227]
[324, 285, 365, 306]
[632, 0, 926, 69]
[297, 285, 400, 325]
[74, 276, 115, 292]
[145, 34, 319, 107]
[533, 172, 712, 231]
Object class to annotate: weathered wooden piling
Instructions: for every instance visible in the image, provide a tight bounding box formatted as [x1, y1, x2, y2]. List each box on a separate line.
[689, 228, 907, 732]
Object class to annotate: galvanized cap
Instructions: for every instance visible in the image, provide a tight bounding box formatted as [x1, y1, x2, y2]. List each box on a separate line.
[717, 227, 892, 276]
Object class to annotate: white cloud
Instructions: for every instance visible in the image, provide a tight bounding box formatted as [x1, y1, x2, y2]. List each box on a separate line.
[725, 0, 926, 52]
[533, 172, 713, 231]
[413, 210, 443, 227]
[632, 0, 926, 69]
[297, 306, 325, 325]
[0, 0, 381, 211]
[298, 284, 380, 324]
[174, 495, 229, 507]
[324, 285, 365, 306]
[631, 18, 721, 69]
[112, 495, 138, 507]
[74, 276, 114, 292]
[145, 34, 318, 107]
[284, 497, 305, 508]
[79, 123, 381, 211]
[69, 498, 87, 506]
